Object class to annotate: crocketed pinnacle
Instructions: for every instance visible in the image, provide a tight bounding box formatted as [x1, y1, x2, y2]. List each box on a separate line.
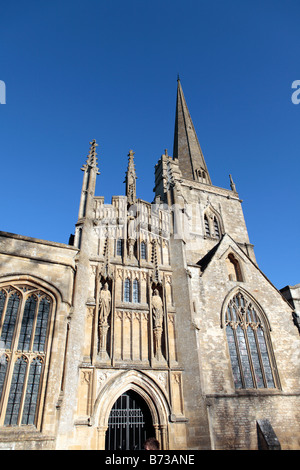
[81, 139, 100, 174]
[125, 149, 137, 205]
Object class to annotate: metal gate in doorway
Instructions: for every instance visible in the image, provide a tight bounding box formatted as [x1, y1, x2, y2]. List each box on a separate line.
[105, 390, 154, 450]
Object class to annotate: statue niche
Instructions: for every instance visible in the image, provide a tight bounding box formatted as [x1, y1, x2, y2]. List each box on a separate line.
[152, 288, 164, 361]
[98, 281, 111, 358]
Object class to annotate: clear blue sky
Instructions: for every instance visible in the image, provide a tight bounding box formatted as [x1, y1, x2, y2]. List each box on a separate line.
[0, 0, 299, 290]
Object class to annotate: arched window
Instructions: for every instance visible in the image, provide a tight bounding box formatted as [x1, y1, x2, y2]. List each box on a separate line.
[132, 279, 139, 303]
[124, 279, 131, 302]
[0, 284, 53, 427]
[204, 209, 222, 239]
[225, 291, 277, 390]
[195, 168, 207, 183]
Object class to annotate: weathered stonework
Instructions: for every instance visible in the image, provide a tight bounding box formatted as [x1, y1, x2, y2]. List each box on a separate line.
[0, 84, 299, 450]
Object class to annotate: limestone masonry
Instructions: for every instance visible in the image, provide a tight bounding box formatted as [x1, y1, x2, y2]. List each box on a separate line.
[0, 80, 299, 450]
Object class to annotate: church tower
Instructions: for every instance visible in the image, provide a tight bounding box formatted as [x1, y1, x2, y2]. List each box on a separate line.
[154, 79, 300, 450]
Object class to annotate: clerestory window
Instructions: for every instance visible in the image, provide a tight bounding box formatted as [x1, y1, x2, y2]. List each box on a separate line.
[225, 291, 278, 390]
[0, 284, 53, 427]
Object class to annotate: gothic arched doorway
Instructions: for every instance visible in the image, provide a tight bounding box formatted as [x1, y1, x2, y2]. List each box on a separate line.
[105, 390, 155, 450]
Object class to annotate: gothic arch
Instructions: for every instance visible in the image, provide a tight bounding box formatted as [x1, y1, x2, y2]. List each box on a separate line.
[0, 274, 63, 305]
[220, 286, 279, 390]
[203, 204, 223, 239]
[226, 252, 244, 282]
[94, 369, 170, 449]
[220, 286, 272, 331]
[0, 275, 59, 428]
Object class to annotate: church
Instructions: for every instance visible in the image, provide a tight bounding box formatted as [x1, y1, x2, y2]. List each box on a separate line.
[0, 79, 299, 450]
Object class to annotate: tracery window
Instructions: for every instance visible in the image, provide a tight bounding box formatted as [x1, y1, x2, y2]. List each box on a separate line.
[225, 291, 277, 390]
[203, 210, 222, 240]
[124, 278, 140, 304]
[0, 284, 53, 427]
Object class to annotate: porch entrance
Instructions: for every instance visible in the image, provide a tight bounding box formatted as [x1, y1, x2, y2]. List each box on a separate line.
[105, 390, 155, 450]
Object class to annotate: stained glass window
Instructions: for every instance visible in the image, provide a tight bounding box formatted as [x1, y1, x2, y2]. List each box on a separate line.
[0, 354, 8, 402]
[5, 356, 27, 425]
[33, 298, 51, 352]
[0, 291, 20, 349]
[22, 357, 43, 425]
[18, 295, 37, 351]
[0, 284, 53, 427]
[225, 291, 276, 390]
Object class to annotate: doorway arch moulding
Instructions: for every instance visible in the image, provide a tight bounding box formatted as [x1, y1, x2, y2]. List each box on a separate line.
[93, 369, 172, 449]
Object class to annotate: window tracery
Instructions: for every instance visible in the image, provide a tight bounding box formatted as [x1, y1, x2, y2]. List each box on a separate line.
[123, 278, 140, 304]
[0, 284, 53, 427]
[203, 207, 222, 240]
[225, 291, 277, 390]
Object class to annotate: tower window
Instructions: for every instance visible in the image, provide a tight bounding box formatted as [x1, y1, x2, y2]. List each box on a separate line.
[225, 291, 277, 390]
[204, 210, 222, 239]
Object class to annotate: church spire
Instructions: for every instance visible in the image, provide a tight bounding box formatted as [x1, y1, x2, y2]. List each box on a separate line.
[173, 79, 212, 184]
[125, 149, 137, 205]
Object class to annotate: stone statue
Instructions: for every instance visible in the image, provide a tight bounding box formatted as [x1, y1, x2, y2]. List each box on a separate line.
[152, 289, 163, 328]
[152, 289, 164, 360]
[99, 282, 111, 326]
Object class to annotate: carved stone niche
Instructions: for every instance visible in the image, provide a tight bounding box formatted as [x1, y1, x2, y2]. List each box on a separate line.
[151, 283, 165, 361]
[98, 277, 113, 359]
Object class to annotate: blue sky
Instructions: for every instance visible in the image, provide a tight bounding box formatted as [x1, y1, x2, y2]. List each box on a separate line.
[0, 0, 299, 290]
